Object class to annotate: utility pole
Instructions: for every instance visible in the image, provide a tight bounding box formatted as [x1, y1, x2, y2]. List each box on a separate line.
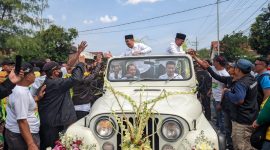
[191, 37, 199, 51]
[217, 0, 220, 55]
[196, 37, 198, 51]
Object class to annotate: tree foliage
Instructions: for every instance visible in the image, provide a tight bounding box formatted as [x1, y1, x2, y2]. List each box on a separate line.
[0, 1, 79, 63]
[0, 0, 48, 35]
[0, 0, 49, 54]
[5, 35, 43, 61]
[221, 33, 255, 62]
[37, 25, 78, 62]
[249, 4, 270, 56]
[5, 25, 78, 62]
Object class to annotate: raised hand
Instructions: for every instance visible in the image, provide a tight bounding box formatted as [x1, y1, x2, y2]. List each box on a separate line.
[8, 69, 24, 84]
[187, 49, 197, 58]
[77, 41, 88, 54]
[200, 60, 210, 69]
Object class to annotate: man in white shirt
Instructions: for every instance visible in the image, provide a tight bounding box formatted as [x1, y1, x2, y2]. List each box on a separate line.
[159, 61, 183, 79]
[122, 34, 152, 56]
[167, 33, 186, 55]
[5, 63, 41, 150]
[109, 64, 122, 80]
[211, 55, 230, 134]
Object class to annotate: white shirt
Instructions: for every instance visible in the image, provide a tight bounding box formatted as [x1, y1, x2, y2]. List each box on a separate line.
[167, 42, 185, 55]
[211, 66, 230, 102]
[159, 73, 183, 79]
[109, 72, 122, 80]
[133, 61, 151, 74]
[6, 86, 40, 133]
[122, 43, 152, 56]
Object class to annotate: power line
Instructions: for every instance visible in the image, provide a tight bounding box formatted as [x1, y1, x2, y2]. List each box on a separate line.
[235, 17, 256, 33]
[217, 0, 236, 24]
[233, 0, 269, 32]
[199, 0, 249, 39]
[198, 4, 259, 42]
[197, 0, 241, 41]
[199, 0, 268, 49]
[221, 0, 235, 13]
[78, 0, 230, 33]
[80, 14, 216, 35]
[242, 26, 251, 33]
[81, 4, 255, 36]
[220, 0, 255, 30]
[218, 0, 246, 22]
[196, 5, 216, 35]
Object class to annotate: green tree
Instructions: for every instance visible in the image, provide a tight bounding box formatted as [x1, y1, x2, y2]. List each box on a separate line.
[249, 4, 270, 56]
[197, 48, 211, 59]
[0, 0, 49, 56]
[221, 32, 254, 62]
[5, 25, 78, 62]
[0, 0, 48, 34]
[0, 1, 79, 62]
[5, 35, 44, 61]
[37, 25, 78, 62]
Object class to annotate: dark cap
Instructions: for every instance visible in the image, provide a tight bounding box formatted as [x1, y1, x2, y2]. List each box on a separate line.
[21, 62, 34, 75]
[1, 60, 15, 66]
[214, 55, 227, 67]
[125, 34, 134, 40]
[234, 59, 253, 73]
[33, 67, 40, 72]
[176, 33, 186, 40]
[42, 61, 60, 72]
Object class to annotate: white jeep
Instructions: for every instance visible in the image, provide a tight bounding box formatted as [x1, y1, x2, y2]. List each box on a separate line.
[66, 55, 226, 150]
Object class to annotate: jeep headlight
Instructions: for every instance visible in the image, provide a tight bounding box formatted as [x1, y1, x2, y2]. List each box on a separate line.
[161, 118, 182, 141]
[95, 117, 115, 139]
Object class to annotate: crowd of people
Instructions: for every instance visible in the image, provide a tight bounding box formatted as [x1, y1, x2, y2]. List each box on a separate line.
[0, 32, 270, 150]
[0, 41, 108, 150]
[190, 50, 270, 150]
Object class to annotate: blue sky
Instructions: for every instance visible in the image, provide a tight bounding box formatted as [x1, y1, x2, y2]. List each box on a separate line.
[44, 0, 269, 55]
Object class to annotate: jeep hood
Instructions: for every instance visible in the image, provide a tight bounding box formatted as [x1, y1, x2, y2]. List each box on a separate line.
[88, 87, 202, 128]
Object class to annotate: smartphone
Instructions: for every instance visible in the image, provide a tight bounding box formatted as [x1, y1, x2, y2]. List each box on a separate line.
[15, 55, 22, 75]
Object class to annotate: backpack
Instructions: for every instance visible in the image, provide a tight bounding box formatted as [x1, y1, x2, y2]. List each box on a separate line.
[250, 97, 270, 149]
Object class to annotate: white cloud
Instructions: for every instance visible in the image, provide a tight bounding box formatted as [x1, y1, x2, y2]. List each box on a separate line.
[62, 15, 67, 21]
[100, 15, 118, 23]
[126, 0, 161, 4]
[83, 19, 94, 25]
[47, 15, 55, 21]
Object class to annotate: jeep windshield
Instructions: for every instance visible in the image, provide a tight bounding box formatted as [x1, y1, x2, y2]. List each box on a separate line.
[107, 56, 192, 81]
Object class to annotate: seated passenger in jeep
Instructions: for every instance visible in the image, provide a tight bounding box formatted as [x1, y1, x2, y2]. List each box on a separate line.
[109, 64, 122, 80]
[159, 61, 183, 79]
[122, 64, 139, 80]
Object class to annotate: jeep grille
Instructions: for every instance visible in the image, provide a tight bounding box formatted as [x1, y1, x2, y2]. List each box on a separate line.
[116, 115, 160, 150]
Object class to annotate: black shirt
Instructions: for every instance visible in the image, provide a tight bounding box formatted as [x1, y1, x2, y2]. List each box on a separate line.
[38, 63, 85, 127]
